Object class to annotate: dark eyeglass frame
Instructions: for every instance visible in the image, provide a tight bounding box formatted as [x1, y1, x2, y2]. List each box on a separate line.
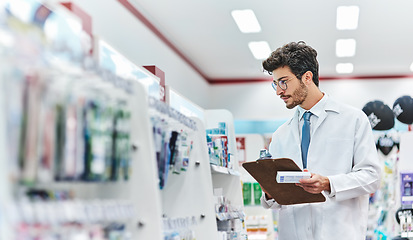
[271, 77, 294, 91]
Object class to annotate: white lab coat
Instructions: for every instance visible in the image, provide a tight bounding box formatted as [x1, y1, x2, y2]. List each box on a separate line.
[261, 95, 381, 240]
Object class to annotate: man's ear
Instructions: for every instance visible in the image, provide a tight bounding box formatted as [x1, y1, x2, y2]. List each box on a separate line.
[303, 71, 313, 85]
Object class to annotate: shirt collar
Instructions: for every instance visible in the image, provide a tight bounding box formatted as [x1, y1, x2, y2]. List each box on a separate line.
[298, 93, 329, 120]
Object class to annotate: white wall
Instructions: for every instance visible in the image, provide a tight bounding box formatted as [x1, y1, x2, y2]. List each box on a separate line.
[54, 0, 211, 109]
[208, 78, 413, 120]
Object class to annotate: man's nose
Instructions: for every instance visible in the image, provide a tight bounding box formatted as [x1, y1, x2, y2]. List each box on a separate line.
[276, 85, 284, 95]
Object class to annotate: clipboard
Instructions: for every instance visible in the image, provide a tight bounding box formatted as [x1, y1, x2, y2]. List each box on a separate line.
[242, 158, 326, 205]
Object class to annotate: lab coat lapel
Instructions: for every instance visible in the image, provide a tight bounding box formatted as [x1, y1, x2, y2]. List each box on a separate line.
[289, 110, 301, 151]
[312, 98, 340, 135]
[312, 110, 327, 135]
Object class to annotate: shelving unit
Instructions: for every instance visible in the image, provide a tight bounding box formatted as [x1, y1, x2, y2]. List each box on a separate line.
[236, 134, 277, 240]
[205, 109, 243, 206]
[205, 109, 246, 239]
[0, 52, 165, 238]
[158, 117, 218, 240]
[0, 56, 12, 240]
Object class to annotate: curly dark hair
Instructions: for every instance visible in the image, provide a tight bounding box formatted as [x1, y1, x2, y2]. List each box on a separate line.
[262, 41, 319, 87]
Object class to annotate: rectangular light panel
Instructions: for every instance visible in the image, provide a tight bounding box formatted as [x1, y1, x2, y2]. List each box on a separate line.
[337, 6, 359, 30]
[336, 39, 356, 57]
[231, 9, 261, 33]
[248, 41, 271, 60]
[336, 63, 354, 73]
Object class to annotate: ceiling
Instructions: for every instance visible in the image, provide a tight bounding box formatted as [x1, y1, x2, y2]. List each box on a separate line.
[123, 0, 413, 84]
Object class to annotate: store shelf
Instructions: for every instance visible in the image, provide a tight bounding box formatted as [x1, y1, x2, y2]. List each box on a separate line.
[210, 165, 240, 176]
[247, 234, 269, 240]
[216, 210, 245, 221]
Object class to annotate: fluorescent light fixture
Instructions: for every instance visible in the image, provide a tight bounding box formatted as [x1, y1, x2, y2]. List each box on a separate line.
[336, 63, 354, 73]
[231, 9, 261, 33]
[248, 41, 271, 59]
[336, 6, 359, 30]
[336, 39, 356, 57]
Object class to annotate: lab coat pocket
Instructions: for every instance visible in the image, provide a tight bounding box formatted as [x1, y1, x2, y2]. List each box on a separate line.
[322, 138, 353, 175]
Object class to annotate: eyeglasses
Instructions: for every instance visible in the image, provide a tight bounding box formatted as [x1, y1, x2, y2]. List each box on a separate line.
[271, 77, 293, 91]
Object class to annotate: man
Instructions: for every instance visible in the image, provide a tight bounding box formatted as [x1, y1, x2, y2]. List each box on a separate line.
[260, 41, 381, 240]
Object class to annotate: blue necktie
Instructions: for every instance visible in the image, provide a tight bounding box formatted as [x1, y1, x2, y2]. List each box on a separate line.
[301, 111, 312, 169]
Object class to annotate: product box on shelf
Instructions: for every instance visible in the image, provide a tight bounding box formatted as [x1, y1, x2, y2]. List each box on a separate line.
[401, 172, 413, 207]
[206, 134, 229, 168]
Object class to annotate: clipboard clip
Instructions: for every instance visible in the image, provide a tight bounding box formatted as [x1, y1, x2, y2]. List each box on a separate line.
[259, 149, 272, 160]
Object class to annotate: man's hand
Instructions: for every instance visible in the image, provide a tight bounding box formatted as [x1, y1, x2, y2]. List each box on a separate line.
[260, 184, 273, 200]
[296, 173, 330, 194]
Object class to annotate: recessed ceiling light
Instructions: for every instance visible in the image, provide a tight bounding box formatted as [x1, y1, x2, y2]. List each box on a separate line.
[248, 41, 271, 60]
[336, 39, 356, 57]
[336, 6, 359, 30]
[231, 9, 261, 33]
[336, 63, 354, 73]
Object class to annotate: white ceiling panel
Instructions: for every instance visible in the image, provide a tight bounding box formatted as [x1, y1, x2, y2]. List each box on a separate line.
[129, 0, 413, 81]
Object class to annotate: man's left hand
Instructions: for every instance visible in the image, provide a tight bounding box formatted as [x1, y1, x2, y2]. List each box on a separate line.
[296, 173, 331, 194]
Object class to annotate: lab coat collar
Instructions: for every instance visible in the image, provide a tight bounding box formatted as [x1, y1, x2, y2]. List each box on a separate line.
[321, 94, 341, 114]
[287, 93, 341, 128]
[285, 93, 341, 159]
[296, 93, 338, 118]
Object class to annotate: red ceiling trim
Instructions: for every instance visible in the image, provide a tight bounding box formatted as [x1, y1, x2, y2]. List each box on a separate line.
[208, 78, 271, 84]
[60, 2, 93, 54]
[118, 0, 413, 85]
[117, 0, 210, 82]
[320, 74, 413, 80]
[60, 2, 92, 36]
[209, 74, 413, 84]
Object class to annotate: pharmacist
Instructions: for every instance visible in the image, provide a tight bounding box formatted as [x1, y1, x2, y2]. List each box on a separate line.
[260, 41, 381, 240]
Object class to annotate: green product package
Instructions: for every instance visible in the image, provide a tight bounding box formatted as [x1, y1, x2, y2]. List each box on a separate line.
[242, 182, 252, 205]
[253, 182, 262, 205]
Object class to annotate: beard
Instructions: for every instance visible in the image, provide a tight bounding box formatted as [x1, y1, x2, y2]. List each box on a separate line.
[284, 81, 308, 109]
